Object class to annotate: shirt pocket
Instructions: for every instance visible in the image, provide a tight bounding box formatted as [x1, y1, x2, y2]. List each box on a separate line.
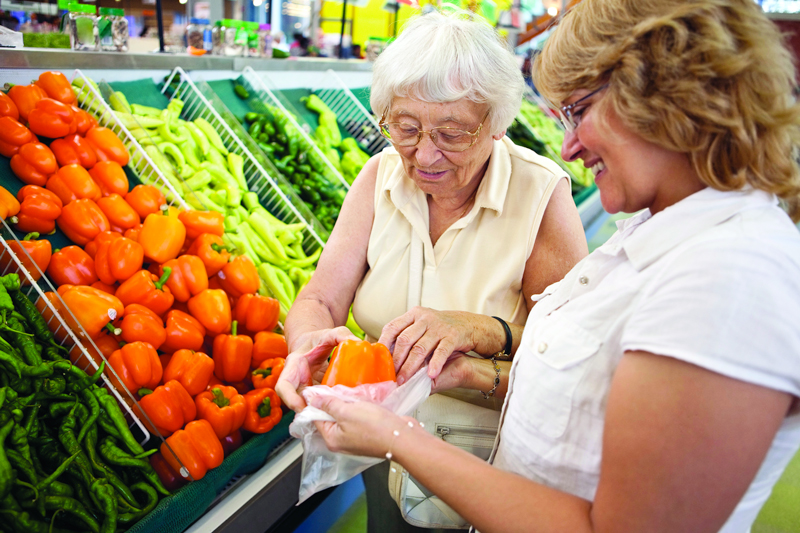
[514, 314, 602, 439]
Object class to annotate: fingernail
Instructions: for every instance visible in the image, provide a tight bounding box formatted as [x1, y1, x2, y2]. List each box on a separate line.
[397, 375, 405, 386]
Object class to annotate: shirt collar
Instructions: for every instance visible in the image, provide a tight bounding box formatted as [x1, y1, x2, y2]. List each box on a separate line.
[622, 187, 778, 271]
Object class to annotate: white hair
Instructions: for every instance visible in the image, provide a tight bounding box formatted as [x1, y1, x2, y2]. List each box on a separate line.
[370, 8, 523, 135]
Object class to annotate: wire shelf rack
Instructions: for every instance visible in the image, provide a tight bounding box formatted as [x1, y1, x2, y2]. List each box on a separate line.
[311, 69, 389, 156]
[162, 67, 328, 253]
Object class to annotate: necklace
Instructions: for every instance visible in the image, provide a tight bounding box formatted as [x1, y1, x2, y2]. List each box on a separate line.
[429, 187, 479, 235]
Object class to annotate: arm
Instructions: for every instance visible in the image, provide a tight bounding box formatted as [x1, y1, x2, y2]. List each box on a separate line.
[277, 155, 379, 410]
[312, 351, 791, 533]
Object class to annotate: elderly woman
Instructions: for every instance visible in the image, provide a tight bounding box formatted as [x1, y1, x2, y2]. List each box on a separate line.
[304, 1, 800, 532]
[276, 9, 588, 532]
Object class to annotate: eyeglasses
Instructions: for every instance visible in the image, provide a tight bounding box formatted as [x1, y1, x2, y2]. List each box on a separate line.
[378, 110, 490, 152]
[558, 84, 608, 132]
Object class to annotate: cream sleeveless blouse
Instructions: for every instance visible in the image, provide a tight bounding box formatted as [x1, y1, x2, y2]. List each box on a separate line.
[352, 136, 566, 339]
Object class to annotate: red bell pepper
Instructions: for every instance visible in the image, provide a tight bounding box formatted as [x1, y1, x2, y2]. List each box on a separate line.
[96, 194, 140, 234]
[47, 245, 97, 286]
[7, 84, 46, 122]
[187, 289, 231, 335]
[195, 386, 247, 439]
[242, 388, 282, 434]
[162, 309, 206, 354]
[56, 198, 110, 246]
[216, 255, 260, 299]
[322, 339, 397, 387]
[186, 233, 230, 277]
[85, 126, 129, 166]
[115, 269, 175, 317]
[212, 321, 253, 383]
[251, 357, 285, 390]
[140, 380, 197, 437]
[116, 304, 166, 350]
[107, 340, 163, 395]
[0, 117, 35, 159]
[69, 331, 119, 373]
[84, 230, 122, 259]
[160, 419, 223, 480]
[0, 91, 19, 120]
[0, 232, 51, 282]
[50, 134, 97, 169]
[0, 185, 21, 221]
[149, 451, 188, 492]
[15, 185, 62, 234]
[28, 98, 76, 138]
[220, 429, 243, 457]
[160, 255, 208, 303]
[89, 161, 128, 197]
[139, 213, 186, 264]
[94, 235, 144, 286]
[251, 331, 288, 370]
[10, 141, 58, 187]
[34, 71, 77, 105]
[46, 164, 101, 205]
[178, 210, 224, 240]
[126, 185, 165, 219]
[58, 284, 124, 340]
[71, 105, 97, 136]
[163, 349, 214, 396]
[235, 294, 280, 335]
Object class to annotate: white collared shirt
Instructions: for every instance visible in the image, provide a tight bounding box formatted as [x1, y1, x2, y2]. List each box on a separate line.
[492, 187, 800, 532]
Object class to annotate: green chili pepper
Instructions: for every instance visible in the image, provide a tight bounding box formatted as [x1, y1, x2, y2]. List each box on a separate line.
[91, 479, 118, 533]
[98, 437, 171, 497]
[233, 84, 250, 100]
[83, 421, 140, 509]
[92, 388, 145, 456]
[34, 452, 78, 493]
[45, 480, 73, 498]
[4, 313, 41, 367]
[77, 388, 99, 444]
[244, 112, 259, 123]
[43, 495, 100, 533]
[0, 350, 22, 379]
[0, 418, 16, 501]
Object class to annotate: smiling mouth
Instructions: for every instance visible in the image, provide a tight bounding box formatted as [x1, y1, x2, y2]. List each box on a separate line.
[416, 169, 447, 178]
[590, 161, 605, 176]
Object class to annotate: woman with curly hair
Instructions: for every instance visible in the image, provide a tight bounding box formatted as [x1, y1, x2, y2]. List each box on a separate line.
[304, 1, 800, 532]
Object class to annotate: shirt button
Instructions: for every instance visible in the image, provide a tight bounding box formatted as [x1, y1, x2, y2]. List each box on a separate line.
[579, 275, 589, 285]
[537, 342, 548, 353]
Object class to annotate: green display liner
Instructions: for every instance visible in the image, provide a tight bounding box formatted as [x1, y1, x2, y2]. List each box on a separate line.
[127, 413, 295, 533]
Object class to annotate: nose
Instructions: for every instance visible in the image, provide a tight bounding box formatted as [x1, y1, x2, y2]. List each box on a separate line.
[414, 132, 442, 167]
[561, 128, 582, 163]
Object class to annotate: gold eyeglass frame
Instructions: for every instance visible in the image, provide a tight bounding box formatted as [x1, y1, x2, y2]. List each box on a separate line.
[378, 110, 490, 152]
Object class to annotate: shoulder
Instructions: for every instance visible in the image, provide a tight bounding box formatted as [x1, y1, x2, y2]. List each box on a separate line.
[503, 137, 569, 181]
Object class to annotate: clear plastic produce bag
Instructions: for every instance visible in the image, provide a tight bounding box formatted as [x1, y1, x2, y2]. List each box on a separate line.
[289, 369, 432, 503]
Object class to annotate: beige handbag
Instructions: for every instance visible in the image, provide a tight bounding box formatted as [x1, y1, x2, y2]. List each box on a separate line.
[387, 231, 502, 529]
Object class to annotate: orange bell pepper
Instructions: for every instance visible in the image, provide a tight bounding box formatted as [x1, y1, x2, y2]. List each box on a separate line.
[186, 233, 229, 277]
[46, 164, 101, 205]
[94, 235, 144, 286]
[34, 71, 77, 105]
[123, 224, 142, 243]
[216, 255, 260, 299]
[56, 198, 110, 245]
[69, 331, 119, 373]
[235, 294, 280, 335]
[28, 98, 76, 138]
[50, 134, 97, 169]
[70, 106, 97, 136]
[47, 245, 97, 286]
[321, 339, 397, 387]
[140, 380, 197, 437]
[35, 291, 67, 342]
[15, 185, 62, 234]
[96, 194, 140, 234]
[89, 161, 128, 197]
[251, 357, 285, 390]
[163, 349, 214, 396]
[116, 269, 175, 317]
[126, 185, 165, 219]
[7, 84, 46, 122]
[188, 289, 231, 335]
[251, 331, 288, 369]
[115, 303, 166, 350]
[160, 418, 223, 480]
[212, 321, 252, 383]
[139, 213, 186, 264]
[10, 141, 58, 187]
[91, 280, 117, 294]
[84, 230, 122, 259]
[0, 185, 21, 221]
[107, 340, 163, 395]
[59, 284, 124, 340]
[242, 388, 282, 434]
[160, 255, 208, 303]
[0, 232, 52, 282]
[195, 386, 247, 439]
[0, 117, 35, 159]
[162, 309, 206, 354]
[85, 126, 129, 166]
[178, 210, 224, 240]
[0, 91, 19, 120]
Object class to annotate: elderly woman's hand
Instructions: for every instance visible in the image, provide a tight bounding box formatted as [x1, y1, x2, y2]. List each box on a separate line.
[275, 326, 360, 412]
[378, 307, 479, 384]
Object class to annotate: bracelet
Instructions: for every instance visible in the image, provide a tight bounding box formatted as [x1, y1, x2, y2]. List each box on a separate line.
[491, 316, 513, 360]
[481, 355, 501, 399]
[386, 420, 424, 472]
